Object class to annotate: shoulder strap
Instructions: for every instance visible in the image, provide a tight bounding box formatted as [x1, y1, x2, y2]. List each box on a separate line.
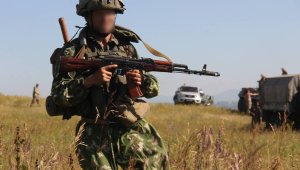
[73, 28, 88, 59]
[114, 25, 172, 62]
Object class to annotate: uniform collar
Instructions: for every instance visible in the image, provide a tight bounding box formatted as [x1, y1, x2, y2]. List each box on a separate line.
[85, 27, 119, 46]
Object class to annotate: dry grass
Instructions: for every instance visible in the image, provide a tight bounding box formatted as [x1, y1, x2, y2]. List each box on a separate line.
[0, 95, 300, 169]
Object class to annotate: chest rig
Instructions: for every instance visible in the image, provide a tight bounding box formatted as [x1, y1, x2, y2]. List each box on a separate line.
[73, 27, 148, 123]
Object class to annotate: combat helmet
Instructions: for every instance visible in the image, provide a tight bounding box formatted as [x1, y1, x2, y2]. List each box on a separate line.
[76, 0, 125, 17]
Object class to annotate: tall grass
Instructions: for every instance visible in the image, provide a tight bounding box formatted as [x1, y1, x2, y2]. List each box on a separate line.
[0, 95, 300, 169]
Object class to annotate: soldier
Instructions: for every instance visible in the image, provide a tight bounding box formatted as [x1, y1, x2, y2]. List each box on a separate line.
[30, 83, 40, 107]
[244, 88, 259, 114]
[50, 0, 169, 169]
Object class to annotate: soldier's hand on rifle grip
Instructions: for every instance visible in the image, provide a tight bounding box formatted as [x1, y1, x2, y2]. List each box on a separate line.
[83, 64, 118, 88]
[126, 70, 143, 86]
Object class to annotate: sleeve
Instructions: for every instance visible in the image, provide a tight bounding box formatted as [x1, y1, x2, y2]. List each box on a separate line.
[141, 72, 160, 98]
[50, 42, 90, 107]
[130, 44, 160, 99]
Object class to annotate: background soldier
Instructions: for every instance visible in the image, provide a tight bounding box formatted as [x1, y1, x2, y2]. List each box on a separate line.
[30, 83, 40, 107]
[244, 88, 259, 114]
[50, 0, 169, 169]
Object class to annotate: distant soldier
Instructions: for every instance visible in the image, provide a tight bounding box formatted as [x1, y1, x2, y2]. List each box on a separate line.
[30, 83, 40, 107]
[244, 88, 259, 114]
[281, 68, 288, 75]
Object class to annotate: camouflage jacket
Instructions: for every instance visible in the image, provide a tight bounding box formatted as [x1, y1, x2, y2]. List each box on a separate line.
[50, 26, 159, 119]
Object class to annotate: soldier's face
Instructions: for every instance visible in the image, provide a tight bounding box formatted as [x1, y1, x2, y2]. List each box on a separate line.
[90, 9, 116, 34]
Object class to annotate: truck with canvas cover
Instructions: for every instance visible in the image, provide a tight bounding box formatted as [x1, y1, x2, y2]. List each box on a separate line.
[260, 74, 300, 129]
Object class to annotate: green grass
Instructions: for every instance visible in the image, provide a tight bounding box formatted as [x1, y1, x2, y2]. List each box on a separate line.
[0, 95, 300, 169]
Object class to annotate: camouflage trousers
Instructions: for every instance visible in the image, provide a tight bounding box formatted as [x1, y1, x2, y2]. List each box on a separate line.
[75, 119, 169, 170]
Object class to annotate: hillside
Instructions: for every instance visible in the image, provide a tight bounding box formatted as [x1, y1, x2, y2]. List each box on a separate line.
[0, 95, 299, 169]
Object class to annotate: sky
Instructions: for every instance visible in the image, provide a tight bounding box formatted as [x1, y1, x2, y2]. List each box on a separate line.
[0, 0, 300, 102]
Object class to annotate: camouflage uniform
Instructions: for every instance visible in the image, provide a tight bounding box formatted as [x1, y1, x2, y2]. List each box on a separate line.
[30, 84, 40, 107]
[50, 26, 169, 169]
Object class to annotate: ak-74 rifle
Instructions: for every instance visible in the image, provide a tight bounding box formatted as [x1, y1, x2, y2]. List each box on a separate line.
[54, 18, 220, 100]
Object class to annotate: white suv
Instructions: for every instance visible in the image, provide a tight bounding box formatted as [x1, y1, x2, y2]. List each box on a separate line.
[173, 86, 202, 104]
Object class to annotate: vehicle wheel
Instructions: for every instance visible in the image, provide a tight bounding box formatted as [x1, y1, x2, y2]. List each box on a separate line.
[292, 120, 300, 130]
[264, 111, 271, 130]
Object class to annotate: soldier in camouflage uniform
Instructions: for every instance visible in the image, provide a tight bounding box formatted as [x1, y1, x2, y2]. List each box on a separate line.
[30, 83, 40, 107]
[50, 0, 169, 169]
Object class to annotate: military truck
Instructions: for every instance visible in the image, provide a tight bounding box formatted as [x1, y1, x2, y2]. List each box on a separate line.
[237, 88, 259, 113]
[260, 74, 300, 129]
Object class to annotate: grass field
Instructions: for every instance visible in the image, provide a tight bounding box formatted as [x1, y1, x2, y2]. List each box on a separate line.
[1, 94, 300, 169]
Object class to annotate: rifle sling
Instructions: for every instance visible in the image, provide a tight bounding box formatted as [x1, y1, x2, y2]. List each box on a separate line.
[77, 26, 173, 62]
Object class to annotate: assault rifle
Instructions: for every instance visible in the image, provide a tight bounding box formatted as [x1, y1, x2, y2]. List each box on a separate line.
[54, 18, 220, 100]
[53, 55, 220, 99]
